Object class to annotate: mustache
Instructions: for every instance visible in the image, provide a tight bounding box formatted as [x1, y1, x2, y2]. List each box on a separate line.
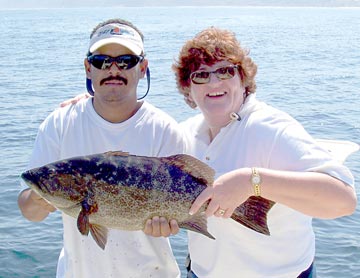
[100, 76, 128, 86]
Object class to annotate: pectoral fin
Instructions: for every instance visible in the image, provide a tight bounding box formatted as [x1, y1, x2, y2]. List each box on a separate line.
[231, 196, 275, 235]
[76, 200, 108, 250]
[77, 206, 90, 236]
[179, 212, 215, 240]
[76, 199, 98, 236]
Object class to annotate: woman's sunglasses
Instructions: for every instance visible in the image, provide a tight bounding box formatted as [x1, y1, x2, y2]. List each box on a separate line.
[190, 65, 239, 84]
[87, 54, 144, 70]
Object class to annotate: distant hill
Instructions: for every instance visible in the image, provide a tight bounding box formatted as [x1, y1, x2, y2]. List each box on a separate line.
[2, 0, 360, 9]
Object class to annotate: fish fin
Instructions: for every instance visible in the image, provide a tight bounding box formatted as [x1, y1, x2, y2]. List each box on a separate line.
[77, 207, 90, 236]
[77, 199, 99, 236]
[162, 154, 215, 186]
[179, 212, 215, 240]
[90, 224, 108, 250]
[231, 196, 275, 235]
[104, 151, 129, 157]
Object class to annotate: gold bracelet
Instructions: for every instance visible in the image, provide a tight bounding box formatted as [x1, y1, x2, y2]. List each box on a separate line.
[251, 167, 261, 197]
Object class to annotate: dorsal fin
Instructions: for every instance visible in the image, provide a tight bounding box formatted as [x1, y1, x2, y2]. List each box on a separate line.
[161, 154, 215, 186]
[104, 151, 129, 157]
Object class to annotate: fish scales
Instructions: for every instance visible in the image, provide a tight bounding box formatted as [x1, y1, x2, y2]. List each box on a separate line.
[21, 151, 273, 249]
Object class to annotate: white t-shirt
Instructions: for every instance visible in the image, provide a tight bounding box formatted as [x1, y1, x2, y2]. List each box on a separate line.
[180, 95, 354, 278]
[24, 99, 184, 278]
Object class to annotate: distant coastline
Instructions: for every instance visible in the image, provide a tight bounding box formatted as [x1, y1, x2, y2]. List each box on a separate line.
[1, 0, 360, 10]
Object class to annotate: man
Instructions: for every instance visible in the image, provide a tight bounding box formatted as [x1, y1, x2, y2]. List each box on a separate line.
[18, 18, 184, 278]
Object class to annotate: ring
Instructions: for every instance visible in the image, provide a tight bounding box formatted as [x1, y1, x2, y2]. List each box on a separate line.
[218, 208, 226, 216]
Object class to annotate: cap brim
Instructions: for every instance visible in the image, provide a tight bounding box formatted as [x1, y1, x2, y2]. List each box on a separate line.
[89, 38, 142, 55]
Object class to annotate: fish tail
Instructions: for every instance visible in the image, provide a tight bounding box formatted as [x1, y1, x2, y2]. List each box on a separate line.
[231, 196, 275, 235]
[179, 213, 215, 240]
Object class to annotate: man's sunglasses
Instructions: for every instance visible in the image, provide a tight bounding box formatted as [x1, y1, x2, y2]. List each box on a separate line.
[190, 65, 239, 84]
[87, 54, 144, 70]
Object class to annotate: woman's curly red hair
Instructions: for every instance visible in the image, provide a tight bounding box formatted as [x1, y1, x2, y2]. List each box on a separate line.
[172, 27, 258, 108]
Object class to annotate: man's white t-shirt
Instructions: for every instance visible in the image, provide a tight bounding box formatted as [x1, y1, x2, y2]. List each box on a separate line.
[24, 99, 184, 278]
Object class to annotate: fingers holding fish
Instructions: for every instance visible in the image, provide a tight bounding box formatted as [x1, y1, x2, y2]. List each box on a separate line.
[204, 193, 225, 217]
[189, 186, 214, 216]
[189, 185, 233, 218]
[190, 169, 253, 218]
[169, 219, 180, 235]
[211, 169, 253, 211]
[143, 216, 179, 237]
[29, 189, 57, 213]
[143, 216, 160, 237]
[190, 187, 235, 218]
[216, 206, 236, 218]
[204, 197, 234, 219]
[216, 208, 226, 217]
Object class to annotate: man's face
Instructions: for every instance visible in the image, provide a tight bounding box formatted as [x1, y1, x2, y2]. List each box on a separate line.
[85, 43, 147, 105]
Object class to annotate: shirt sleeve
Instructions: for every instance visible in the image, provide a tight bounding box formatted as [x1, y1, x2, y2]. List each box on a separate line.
[269, 121, 355, 187]
[20, 113, 61, 191]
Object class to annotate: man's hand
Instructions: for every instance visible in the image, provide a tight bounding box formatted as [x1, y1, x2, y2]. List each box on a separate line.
[29, 190, 57, 213]
[143, 216, 179, 237]
[18, 188, 56, 222]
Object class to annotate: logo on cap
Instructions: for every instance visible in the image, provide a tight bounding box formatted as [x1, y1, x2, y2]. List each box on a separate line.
[112, 27, 131, 36]
[95, 26, 134, 39]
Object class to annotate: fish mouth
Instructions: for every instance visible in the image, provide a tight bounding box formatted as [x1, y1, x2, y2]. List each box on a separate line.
[21, 170, 50, 194]
[21, 171, 33, 185]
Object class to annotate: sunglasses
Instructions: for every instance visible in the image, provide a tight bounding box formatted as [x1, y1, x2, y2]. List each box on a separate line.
[87, 54, 144, 70]
[190, 65, 239, 84]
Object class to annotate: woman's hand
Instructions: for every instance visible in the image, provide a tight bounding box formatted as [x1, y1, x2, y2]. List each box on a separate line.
[189, 168, 252, 218]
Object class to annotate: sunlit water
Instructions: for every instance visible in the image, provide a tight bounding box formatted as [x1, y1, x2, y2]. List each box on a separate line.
[0, 6, 359, 278]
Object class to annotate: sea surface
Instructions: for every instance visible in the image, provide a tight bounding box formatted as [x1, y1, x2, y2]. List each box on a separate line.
[0, 6, 359, 278]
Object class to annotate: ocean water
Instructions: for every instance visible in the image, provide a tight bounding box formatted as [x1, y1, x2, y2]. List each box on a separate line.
[0, 6, 359, 278]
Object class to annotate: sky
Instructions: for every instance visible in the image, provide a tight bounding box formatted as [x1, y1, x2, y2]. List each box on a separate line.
[1, 0, 360, 9]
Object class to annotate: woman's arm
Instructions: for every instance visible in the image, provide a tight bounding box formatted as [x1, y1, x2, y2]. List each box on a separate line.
[190, 168, 357, 219]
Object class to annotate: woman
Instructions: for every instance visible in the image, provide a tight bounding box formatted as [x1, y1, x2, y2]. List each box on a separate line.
[171, 27, 356, 278]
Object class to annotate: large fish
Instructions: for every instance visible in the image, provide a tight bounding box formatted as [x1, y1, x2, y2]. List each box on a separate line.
[21, 151, 274, 249]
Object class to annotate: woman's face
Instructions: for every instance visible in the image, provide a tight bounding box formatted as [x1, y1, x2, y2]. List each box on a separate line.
[189, 60, 245, 124]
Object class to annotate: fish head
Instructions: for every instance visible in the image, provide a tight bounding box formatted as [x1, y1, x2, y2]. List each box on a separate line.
[21, 160, 89, 209]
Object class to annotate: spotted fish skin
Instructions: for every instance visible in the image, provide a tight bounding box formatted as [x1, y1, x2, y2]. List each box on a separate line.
[21, 151, 274, 249]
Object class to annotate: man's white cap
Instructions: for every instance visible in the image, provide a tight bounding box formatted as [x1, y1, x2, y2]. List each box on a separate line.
[89, 23, 144, 55]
